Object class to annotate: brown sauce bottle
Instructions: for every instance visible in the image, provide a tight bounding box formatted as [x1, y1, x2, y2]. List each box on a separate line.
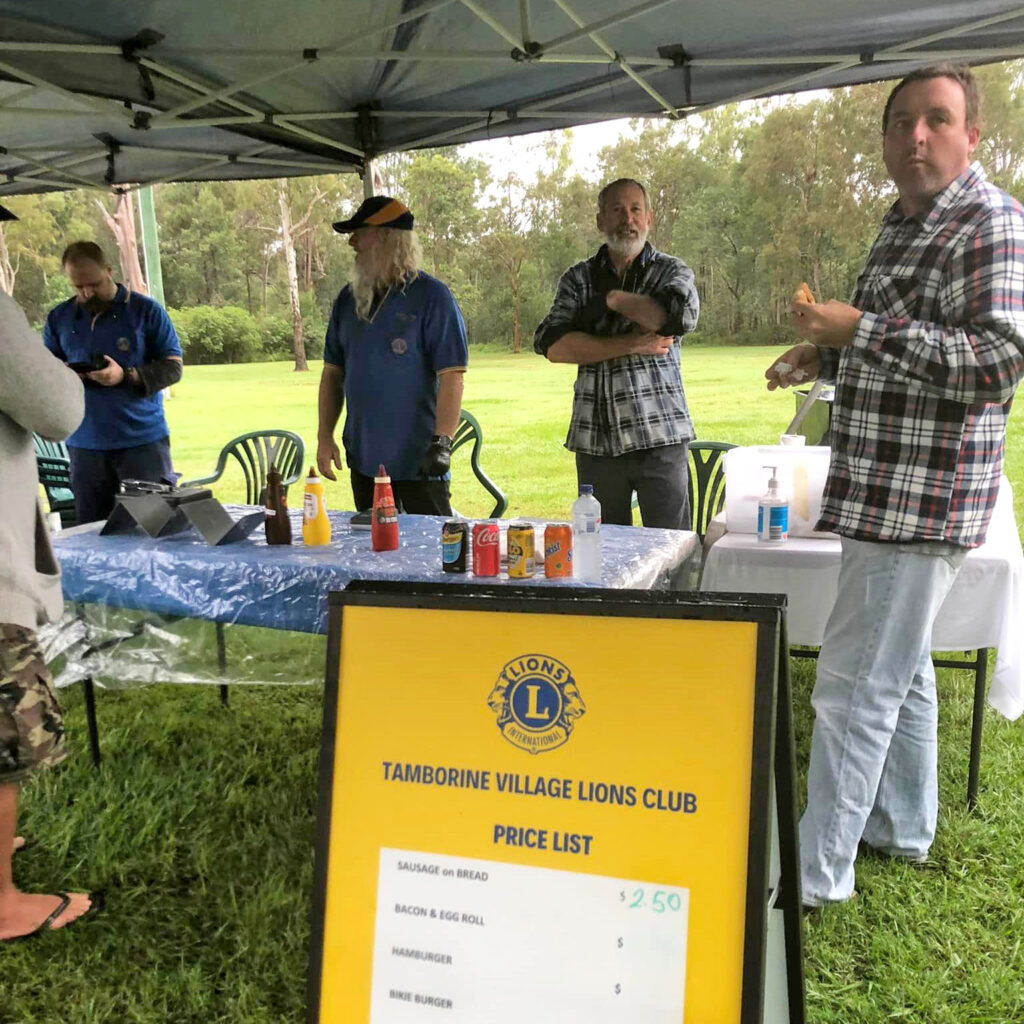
[264, 462, 293, 545]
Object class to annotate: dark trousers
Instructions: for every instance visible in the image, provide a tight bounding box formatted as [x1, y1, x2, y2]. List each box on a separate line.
[575, 442, 690, 530]
[351, 470, 452, 517]
[69, 437, 177, 524]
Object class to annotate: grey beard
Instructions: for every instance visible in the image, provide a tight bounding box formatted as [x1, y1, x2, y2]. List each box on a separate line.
[604, 233, 646, 262]
[351, 262, 384, 321]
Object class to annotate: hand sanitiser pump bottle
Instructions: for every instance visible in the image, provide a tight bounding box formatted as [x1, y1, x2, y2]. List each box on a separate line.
[757, 465, 788, 543]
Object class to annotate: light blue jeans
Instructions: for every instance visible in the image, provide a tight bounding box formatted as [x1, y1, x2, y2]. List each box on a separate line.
[800, 537, 967, 906]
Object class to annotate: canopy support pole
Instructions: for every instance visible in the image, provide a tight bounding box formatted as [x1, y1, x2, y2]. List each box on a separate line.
[137, 185, 165, 307]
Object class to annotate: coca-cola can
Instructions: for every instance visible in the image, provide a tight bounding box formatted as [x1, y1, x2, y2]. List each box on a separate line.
[472, 521, 500, 576]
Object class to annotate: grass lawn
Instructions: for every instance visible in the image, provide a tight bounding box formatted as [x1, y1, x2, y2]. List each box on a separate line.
[8, 350, 1024, 1022]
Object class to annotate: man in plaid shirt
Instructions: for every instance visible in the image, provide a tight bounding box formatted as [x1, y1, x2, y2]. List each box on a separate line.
[534, 179, 700, 529]
[767, 64, 1024, 908]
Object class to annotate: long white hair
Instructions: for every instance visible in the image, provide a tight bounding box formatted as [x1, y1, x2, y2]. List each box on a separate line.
[352, 228, 423, 320]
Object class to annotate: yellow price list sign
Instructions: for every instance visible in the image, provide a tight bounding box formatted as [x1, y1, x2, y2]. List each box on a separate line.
[308, 584, 802, 1024]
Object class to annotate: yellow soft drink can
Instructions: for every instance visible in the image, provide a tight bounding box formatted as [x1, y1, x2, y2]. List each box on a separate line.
[507, 522, 535, 578]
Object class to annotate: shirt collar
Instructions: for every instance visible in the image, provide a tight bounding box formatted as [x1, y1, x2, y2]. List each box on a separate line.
[71, 282, 128, 320]
[883, 161, 987, 230]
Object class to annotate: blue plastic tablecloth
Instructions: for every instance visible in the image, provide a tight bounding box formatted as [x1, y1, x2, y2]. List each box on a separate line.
[55, 508, 699, 635]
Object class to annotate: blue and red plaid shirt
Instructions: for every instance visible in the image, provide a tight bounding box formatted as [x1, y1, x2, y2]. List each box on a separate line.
[817, 162, 1024, 546]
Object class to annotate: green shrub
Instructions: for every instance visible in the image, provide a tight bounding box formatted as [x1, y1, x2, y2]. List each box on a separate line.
[168, 305, 264, 364]
[258, 314, 294, 362]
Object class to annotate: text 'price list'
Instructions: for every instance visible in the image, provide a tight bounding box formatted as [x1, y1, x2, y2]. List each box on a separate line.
[370, 847, 689, 1022]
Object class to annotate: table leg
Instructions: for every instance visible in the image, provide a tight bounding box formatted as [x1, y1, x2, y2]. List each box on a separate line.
[216, 621, 229, 708]
[82, 676, 101, 768]
[966, 648, 989, 811]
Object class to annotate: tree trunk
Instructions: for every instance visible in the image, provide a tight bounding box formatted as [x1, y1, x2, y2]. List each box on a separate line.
[511, 266, 521, 354]
[277, 180, 308, 372]
[95, 192, 148, 294]
[0, 227, 16, 294]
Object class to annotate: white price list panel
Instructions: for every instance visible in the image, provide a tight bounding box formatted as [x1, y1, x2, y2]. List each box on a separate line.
[370, 847, 689, 1022]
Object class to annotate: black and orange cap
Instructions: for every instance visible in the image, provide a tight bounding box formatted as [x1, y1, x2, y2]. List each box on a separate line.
[332, 195, 414, 233]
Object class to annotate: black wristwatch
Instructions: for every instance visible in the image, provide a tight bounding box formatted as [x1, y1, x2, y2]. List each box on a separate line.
[432, 434, 453, 451]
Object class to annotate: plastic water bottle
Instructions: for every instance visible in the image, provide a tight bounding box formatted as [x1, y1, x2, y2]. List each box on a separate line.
[572, 484, 602, 581]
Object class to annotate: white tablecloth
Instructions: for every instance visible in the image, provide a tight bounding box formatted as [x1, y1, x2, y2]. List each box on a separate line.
[701, 480, 1024, 720]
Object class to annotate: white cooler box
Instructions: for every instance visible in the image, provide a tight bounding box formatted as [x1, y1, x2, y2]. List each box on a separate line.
[723, 445, 832, 536]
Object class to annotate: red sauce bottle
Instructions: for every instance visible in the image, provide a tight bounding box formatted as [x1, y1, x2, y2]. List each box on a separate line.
[371, 463, 399, 552]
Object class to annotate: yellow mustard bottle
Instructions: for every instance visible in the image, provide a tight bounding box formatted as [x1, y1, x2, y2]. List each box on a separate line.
[302, 466, 331, 546]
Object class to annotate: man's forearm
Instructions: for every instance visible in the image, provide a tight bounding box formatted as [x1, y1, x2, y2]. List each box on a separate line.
[130, 356, 183, 396]
[435, 369, 465, 437]
[605, 291, 667, 332]
[317, 366, 345, 439]
[546, 331, 660, 365]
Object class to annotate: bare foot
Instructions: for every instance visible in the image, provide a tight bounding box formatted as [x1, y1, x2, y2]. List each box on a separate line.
[0, 891, 92, 941]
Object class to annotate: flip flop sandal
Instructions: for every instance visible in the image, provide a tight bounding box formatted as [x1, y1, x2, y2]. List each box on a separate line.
[4, 890, 101, 943]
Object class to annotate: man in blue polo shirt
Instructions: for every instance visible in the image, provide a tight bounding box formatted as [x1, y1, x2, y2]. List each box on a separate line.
[316, 196, 468, 515]
[43, 241, 183, 524]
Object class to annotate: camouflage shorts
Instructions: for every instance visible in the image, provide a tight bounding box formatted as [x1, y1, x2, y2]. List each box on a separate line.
[0, 624, 67, 785]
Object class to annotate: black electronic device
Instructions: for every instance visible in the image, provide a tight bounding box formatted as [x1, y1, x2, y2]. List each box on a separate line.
[67, 353, 109, 373]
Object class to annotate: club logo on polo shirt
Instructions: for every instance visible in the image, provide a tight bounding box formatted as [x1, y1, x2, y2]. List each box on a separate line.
[117, 336, 131, 351]
[487, 654, 586, 755]
[391, 337, 408, 355]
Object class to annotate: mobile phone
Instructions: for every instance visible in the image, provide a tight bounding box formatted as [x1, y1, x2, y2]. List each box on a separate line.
[68, 353, 108, 373]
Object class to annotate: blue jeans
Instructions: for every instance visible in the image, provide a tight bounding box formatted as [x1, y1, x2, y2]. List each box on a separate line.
[800, 537, 967, 906]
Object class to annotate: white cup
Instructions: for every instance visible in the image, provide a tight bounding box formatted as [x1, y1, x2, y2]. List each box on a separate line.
[779, 434, 806, 447]
[47, 511, 63, 534]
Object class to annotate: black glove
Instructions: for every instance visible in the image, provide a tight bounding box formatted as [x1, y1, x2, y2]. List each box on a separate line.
[418, 434, 453, 477]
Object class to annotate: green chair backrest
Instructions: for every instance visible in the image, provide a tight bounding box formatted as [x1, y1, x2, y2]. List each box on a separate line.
[451, 410, 507, 518]
[182, 430, 306, 505]
[35, 450, 77, 527]
[688, 441, 737, 539]
[33, 434, 70, 461]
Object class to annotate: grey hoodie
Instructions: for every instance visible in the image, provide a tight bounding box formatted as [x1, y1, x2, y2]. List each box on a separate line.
[0, 291, 84, 628]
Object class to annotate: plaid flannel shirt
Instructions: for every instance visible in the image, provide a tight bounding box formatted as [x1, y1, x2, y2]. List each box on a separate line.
[534, 242, 699, 456]
[817, 162, 1024, 546]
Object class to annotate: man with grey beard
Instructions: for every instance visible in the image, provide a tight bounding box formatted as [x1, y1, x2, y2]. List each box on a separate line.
[534, 179, 700, 528]
[317, 196, 468, 515]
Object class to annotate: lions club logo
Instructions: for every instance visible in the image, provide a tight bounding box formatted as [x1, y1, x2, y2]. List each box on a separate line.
[487, 654, 585, 755]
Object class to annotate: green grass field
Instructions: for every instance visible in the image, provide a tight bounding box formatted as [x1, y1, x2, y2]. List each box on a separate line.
[7, 350, 1024, 1023]
[161, 350, 1024, 527]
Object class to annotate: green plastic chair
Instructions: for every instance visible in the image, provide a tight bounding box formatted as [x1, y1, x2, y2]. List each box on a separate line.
[181, 430, 305, 504]
[33, 434, 77, 527]
[629, 441, 737, 538]
[452, 410, 507, 518]
[688, 441, 737, 539]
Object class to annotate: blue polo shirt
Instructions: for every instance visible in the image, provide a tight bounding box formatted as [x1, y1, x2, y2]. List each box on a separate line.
[43, 284, 182, 450]
[323, 272, 468, 480]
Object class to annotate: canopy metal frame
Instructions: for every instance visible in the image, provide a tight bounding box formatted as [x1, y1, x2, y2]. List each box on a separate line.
[0, 0, 1022, 195]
